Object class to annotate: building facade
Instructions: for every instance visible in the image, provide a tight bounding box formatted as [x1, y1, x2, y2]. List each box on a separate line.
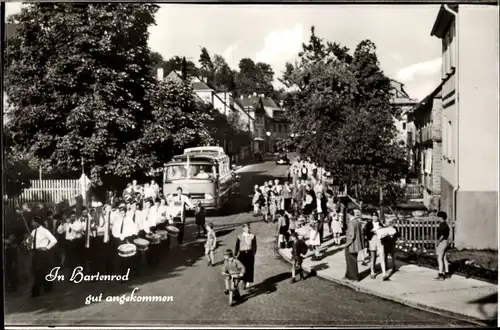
[407, 86, 444, 211]
[431, 4, 498, 250]
[163, 69, 255, 161]
[390, 80, 418, 148]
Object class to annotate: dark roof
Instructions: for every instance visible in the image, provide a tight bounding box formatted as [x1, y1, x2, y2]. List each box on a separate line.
[430, 4, 458, 39]
[406, 73, 453, 117]
[192, 81, 212, 91]
[261, 97, 279, 109]
[235, 96, 261, 109]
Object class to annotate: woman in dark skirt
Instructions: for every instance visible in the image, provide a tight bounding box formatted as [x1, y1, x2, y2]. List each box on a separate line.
[235, 223, 257, 289]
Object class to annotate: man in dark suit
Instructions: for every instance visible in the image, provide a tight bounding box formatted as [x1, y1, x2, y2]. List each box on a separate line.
[343, 209, 365, 281]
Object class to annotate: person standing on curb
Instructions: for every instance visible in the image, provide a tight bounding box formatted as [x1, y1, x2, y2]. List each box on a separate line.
[290, 232, 308, 283]
[435, 211, 451, 281]
[343, 209, 364, 282]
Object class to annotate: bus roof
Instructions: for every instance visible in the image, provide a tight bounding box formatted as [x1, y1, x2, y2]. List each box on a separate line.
[165, 159, 215, 165]
[172, 153, 225, 162]
[183, 146, 225, 156]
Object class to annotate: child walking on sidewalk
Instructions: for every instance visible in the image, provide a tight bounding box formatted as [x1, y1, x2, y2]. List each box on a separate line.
[330, 208, 342, 245]
[205, 222, 216, 266]
[252, 185, 261, 216]
[309, 220, 321, 260]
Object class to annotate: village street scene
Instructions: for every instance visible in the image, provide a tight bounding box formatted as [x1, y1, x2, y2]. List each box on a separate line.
[2, 3, 498, 328]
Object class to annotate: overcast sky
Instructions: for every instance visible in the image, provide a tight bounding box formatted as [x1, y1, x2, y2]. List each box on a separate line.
[6, 3, 450, 101]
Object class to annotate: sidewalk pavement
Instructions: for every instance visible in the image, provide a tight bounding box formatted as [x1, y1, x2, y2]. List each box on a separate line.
[280, 225, 498, 326]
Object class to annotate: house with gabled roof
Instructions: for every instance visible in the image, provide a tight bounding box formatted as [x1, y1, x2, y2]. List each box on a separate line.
[160, 69, 255, 159]
[234, 93, 290, 153]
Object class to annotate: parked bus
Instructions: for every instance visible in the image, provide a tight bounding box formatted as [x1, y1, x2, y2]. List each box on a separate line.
[162, 147, 240, 211]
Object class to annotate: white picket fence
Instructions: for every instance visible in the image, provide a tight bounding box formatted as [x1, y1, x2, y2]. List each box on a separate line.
[3, 175, 90, 233]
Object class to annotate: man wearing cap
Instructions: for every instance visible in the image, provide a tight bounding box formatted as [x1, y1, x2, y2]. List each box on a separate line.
[111, 203, 139, 276]
[167, 187, 194, 245]
[26, 216, 58, 298]
[221, 249, 246, 296]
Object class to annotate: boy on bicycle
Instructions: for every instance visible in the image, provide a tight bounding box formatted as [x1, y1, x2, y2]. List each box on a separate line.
[221, 249, 246, 296]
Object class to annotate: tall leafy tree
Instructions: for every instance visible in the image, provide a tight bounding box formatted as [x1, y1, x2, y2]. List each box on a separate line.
[5, 3, 160, 189]
[281, 26, 407, 207]
[235, 58, 275, 96]
[198, 46, 215, 84]
[212, 54, 236, 92]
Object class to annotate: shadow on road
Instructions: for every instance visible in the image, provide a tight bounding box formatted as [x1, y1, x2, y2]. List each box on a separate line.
[242, 272, 291, 301]
[467, 292, 498, 326]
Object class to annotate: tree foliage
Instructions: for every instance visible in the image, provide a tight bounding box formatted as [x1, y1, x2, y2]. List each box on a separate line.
[5, 3, 213, 192]
[2, 129, 35, 198]
[235, 58, 275, 96]
[150, 52, 199, 79]
[281, 26, 408, 206]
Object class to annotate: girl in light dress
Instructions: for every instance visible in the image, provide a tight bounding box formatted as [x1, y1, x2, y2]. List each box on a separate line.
[330, 207, 343, 245]
[269, 190, 278, 223]
[309, 220, 321, 260]
[252, 185, 261, 216]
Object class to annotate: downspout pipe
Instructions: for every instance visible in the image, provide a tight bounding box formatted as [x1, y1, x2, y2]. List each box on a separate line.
[443, 5, 459, 232]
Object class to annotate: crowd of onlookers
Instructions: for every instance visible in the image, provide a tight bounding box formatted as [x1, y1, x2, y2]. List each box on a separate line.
[261, 156, 452, 283]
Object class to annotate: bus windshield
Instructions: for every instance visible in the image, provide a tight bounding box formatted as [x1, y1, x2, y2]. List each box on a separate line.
[165, 164, 215, 180]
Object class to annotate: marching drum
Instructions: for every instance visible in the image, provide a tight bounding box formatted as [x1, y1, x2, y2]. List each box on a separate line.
[156, 230, 169, 241]
[166, 225, 180, 237]
[133, 238, 150, 252]
[146, 233, 161, 245]
[117, 243, 137, 258]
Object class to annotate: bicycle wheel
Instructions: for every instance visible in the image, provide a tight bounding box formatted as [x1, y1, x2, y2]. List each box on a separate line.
[228, 283, 233, 306]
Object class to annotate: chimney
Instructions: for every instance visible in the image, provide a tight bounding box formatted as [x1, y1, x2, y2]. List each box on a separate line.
[253, 92, 257, 97]
[157, 68, 164, 81]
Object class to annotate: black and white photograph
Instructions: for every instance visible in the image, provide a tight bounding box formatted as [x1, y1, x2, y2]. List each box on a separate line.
[2, 1, 498, 327]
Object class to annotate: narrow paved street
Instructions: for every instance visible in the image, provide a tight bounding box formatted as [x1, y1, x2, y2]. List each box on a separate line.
[5, 159, 474, 327]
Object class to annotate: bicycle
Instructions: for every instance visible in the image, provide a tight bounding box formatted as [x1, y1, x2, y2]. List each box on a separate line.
[225, 273, 242, 306]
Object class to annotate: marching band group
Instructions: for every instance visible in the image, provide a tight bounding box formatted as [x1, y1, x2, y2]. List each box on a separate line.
[12, 181, 197, 298]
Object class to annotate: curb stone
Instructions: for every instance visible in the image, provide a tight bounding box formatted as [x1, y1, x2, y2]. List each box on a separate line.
[277, 247, 493, 327]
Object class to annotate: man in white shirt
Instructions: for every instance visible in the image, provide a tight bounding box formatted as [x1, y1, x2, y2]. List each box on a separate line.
[111, 204, 139, 278]
[57, 211, 84, 269]
[167, 187, 194, 245]
[143, 183, 155, 199]
[28, 216, 57, 298]
[151, 180, 160, 198]
[196, 168, 210, 179]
